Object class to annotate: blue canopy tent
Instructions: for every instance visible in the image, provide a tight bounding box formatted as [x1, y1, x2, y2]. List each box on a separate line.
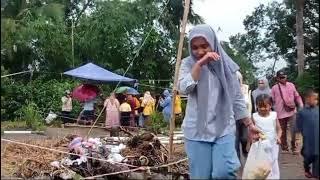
[63, 63, 136, 84]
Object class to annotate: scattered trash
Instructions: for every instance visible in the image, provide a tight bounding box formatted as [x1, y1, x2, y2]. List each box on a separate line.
[2, 132, 188, 179]
[50, 161, 60, 168]
[45, 111, 57, 124]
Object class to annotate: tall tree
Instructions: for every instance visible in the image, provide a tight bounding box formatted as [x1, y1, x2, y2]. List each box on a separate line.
[228, 0, 318, 91]
[295, 0, 305, 77]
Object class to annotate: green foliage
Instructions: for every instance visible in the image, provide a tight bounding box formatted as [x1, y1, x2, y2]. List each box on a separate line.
[294, 72, 319, 94]
[1, 76, 82, 121]
[149, 111, 167, 134]
[221, 41, 256, 85]
[1, 0, 204, 121]
[230, 0, 319, 90]
[19, 102, 45, 131]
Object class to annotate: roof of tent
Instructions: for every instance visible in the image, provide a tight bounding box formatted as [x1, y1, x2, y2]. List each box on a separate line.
[63, 63, 136, 83]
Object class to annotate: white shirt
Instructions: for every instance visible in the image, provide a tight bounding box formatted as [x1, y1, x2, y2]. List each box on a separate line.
[83, 99, 95, 111]
[253, 111, 277, 142]
[61, 96, 72, 112]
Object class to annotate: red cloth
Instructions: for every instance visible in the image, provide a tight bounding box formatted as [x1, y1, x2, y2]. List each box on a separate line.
[127, 98, 136, 126]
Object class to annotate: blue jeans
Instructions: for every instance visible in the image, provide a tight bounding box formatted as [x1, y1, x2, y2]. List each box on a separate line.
[138, 114, 144, 127]
[185, 134, 240, 179]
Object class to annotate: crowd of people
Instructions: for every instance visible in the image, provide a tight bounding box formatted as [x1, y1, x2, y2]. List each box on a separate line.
[59, 24, 318, 179]
[235, 70, 319, 179]
[178, 24, 318, 179]
[60, 89, 183, 129]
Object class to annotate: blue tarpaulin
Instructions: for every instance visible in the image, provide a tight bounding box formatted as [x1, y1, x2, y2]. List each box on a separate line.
[63, 63, 136, 83]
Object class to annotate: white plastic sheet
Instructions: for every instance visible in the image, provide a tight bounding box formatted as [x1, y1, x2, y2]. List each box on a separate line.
[242, 139, 273, 179]
[45, 111, 57, 124]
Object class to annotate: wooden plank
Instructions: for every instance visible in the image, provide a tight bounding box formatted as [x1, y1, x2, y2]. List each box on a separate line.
[161, 140, 184, 144]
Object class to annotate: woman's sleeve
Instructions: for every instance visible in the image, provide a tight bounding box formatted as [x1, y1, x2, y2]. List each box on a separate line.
[116, 100, 120, 108]
[104, 99, 108, 107]
[178, 59, 198, 94]
[159, 99, 166, 107]
[248, 90, 252, 114]
[292, 83, 303, 108]
[61, 97, 67, 104]
[141, 99, 146, 107]
[233, 75, 250, 120]
[160, 97, 170, 108]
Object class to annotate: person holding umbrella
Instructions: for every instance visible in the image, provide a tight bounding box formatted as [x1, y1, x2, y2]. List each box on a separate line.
[79, 98, 96, 125]
[72, 84, 100, 125]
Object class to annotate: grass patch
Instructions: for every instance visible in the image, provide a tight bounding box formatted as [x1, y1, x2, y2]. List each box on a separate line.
[20, 102, 46, 131]
[1, 120, 28, 130]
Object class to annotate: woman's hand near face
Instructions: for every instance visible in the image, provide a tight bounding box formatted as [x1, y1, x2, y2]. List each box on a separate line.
[192, 52, 220, 81]
[198, 52, 220, 66]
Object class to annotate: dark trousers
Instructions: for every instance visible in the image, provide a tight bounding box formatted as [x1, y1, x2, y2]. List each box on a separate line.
[61, 111, 72, 124]
[279, 115, 297, 151]
[134, 115, 139, 127]
[78, 110, 94, 125]
[235, 120, 248, 160]
[120, 112, 131, 126]
[303, 154, 319, 177]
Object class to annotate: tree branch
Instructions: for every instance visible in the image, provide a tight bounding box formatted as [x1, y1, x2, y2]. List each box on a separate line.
[74, 0, 93, 25]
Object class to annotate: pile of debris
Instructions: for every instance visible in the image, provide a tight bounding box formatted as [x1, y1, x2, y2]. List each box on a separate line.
[121, 133, 168, 166]
[1, 136, 71, 178]
[2, 133, 188, 179]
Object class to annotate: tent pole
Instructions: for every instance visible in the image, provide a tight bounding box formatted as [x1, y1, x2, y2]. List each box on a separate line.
[71, 19, 75, 68]
[168, 0, 190, 172]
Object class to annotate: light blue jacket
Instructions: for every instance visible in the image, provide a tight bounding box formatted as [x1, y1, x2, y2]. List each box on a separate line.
[160, 90, 172, 121]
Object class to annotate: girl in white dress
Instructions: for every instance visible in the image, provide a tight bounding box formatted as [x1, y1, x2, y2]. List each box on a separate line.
[252, 94, 282, 179]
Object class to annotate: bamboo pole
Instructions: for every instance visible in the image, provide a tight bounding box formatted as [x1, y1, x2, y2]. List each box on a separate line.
[168, 0, 190, 165]
[71, 19, 75, 68]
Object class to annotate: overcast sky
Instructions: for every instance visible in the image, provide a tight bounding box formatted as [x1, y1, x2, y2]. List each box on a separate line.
[192, 0, 285, 77]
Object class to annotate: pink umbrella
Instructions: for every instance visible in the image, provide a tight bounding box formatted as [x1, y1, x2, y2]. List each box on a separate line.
[72, 84, 100, 102]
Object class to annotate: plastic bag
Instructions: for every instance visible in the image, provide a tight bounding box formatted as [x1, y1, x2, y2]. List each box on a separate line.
[242, 139, 272, 179]
[45, 111, 57, 124]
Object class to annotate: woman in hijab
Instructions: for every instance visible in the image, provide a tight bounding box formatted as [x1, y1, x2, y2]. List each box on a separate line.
[159, 89, 172, 123]
[104, 93, 120, 127]
[251, 77, 271, 112]
[178, 24, 261, 179]
[141, 91, 155, 126]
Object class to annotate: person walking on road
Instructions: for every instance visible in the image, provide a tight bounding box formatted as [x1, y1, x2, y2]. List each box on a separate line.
[178, 24, 261, 179]
[271, 70, 303, 154]
[296, 89, 319, 178]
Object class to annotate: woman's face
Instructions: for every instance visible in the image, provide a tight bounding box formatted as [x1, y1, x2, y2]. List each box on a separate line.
[191, 37, 212, 60]
[258, 80, 266, 89]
